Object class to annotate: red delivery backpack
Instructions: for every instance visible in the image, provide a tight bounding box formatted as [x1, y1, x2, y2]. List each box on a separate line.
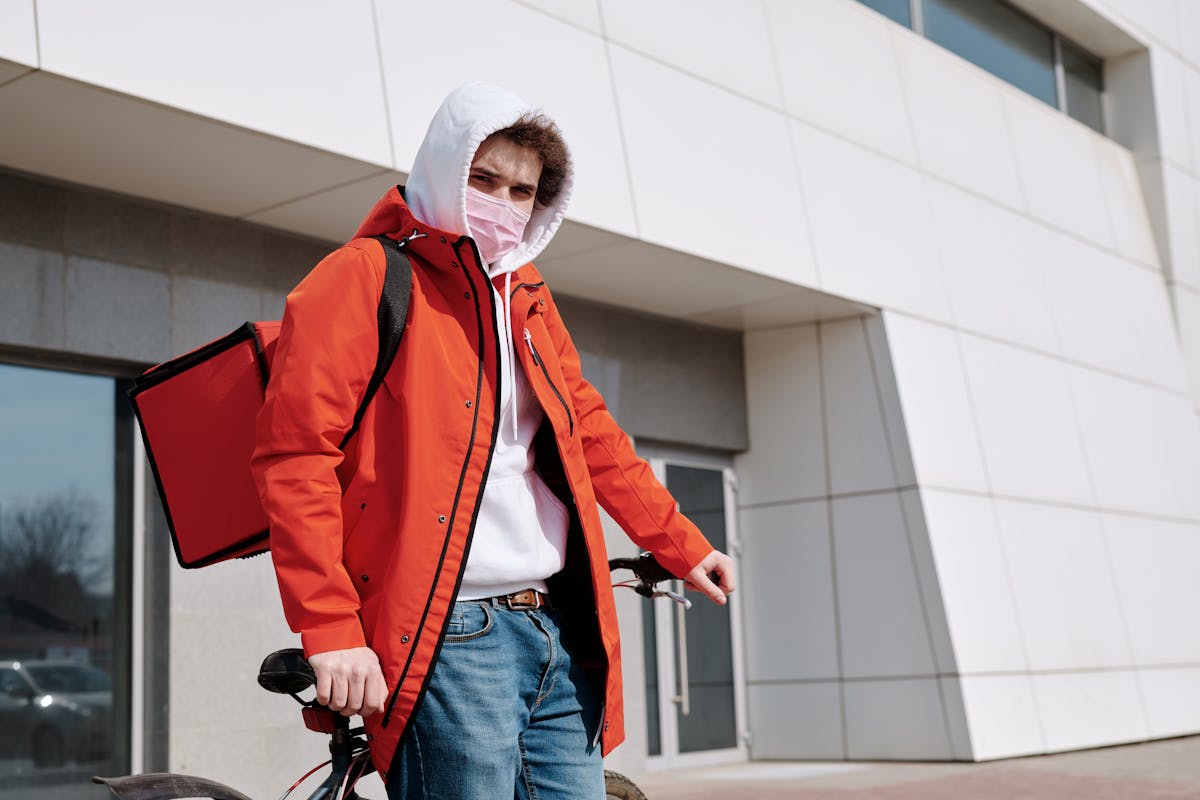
[129, 234, 413, 568]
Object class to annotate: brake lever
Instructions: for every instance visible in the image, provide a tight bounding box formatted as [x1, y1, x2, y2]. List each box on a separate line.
[652, 589, 693, 610]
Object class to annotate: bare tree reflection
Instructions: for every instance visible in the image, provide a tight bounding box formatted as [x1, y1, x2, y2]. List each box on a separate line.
[0, 490, 112, 660]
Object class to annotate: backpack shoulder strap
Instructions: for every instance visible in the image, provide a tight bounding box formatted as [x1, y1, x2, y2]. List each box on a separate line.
[338, 233, 414, 449]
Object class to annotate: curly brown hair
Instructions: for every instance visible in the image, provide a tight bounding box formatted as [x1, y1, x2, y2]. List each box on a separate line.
[493, 112, 570, 208]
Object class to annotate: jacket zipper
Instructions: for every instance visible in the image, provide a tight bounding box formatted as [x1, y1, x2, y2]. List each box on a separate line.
[509, 280, 545, 301]
[524, 329, 574, 437]
[381, 237, 502, 729]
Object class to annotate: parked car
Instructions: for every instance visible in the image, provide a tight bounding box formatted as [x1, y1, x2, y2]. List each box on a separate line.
[0, 660, 112, 768]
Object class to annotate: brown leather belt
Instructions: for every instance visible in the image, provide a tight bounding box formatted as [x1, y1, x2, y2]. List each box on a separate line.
[488, 589, 551, 610]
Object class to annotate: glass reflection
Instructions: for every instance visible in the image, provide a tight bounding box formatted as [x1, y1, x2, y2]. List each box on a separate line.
[924, 0, 1058, 108]
[0, 363, 120, 797]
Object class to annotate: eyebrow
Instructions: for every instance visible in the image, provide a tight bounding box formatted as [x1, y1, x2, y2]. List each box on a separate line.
[470, 167, 537, 194]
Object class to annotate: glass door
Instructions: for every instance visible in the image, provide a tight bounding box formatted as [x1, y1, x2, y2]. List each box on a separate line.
[643, 462, 746, 768]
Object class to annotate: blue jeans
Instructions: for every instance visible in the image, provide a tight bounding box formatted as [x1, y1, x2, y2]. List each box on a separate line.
[384, 600, 605, 799]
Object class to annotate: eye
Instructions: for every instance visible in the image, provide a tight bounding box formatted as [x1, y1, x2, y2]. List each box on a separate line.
[470, 173, 493, 185]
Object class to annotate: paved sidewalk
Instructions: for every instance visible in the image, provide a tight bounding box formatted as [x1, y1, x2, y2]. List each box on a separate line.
[633, 735, 1200, 799]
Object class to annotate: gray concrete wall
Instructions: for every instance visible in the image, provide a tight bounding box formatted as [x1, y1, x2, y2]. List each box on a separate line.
[0, 170, 747, 457]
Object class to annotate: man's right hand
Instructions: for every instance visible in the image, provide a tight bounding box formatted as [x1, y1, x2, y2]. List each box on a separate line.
[308, 647, 389, 718]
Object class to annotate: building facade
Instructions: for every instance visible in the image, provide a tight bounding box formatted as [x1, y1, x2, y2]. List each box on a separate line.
[1, 1, 1199, 798]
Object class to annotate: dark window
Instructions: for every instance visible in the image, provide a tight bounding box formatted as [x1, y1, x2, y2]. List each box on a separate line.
[858, 0, 912, 27]
[923, 0, 1057, 107]
[1062, 38, 1105, 133]
[855, 0, 1104, 133]
[0, 362, 133, 796]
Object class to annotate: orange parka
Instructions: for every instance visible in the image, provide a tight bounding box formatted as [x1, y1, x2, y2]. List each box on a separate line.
[251, 187, 714, 778]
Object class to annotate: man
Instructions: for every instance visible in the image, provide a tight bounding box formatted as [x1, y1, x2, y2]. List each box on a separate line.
[252, 83, 735, 799]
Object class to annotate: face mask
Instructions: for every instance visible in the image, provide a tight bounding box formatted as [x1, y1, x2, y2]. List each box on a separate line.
[465, 186, 531, 265]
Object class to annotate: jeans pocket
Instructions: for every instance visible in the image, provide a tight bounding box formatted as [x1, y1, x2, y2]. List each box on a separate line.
[443, 602, 494, 643]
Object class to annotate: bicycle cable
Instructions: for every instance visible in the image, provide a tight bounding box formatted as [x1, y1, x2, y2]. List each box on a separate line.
[276, 757, 332, 800]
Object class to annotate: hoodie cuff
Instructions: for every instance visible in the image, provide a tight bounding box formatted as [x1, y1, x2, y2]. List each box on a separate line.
[300, 618, 368, 658]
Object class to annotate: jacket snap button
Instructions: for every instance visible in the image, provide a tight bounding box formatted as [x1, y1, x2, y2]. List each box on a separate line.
[438, 514, 447, 523]
[465, 400, 472, 408]
[440, 237, 447, 243]
[539, 298, 545, 306]
[463, 291, 470, 299]
[360, 574, 369, 582]
[360, 502, 366, 509]
[451, 261, 458, 268]
[401, 635, 410, 644]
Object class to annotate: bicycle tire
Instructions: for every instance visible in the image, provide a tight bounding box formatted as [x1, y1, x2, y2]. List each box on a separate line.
[604, 769, 649, 800]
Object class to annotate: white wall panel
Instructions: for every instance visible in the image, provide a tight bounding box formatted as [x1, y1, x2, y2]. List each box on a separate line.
[832, 493, 939, 679]
[993, 499, 1132, 671]
[1032, 670, 1148, 752]
[1148, 47, 1194, 171]
[821, 318, 901, 495]
[863, 316, 917, 488]
[601, 0, 780, 107]
[766, 0, 916, 164]
[896, 490, 956, 675]
[1176, 285, 1200, 411]
[1098, 0, 1182, 54]
[959, 336, 1094, 506]
[1038, 228, 1188, 390]
[844, 679, 953, 760]
[1068, 366, 1194, 518]
[376, 0, 636, 237]
[1159, 163, 1200, 290]
[917, 490, 1027, 674]
[1104, 514, 1200, 665]
[1178, 3, 1200, 69]
[952, 674, 1045, 760]
[927, 180, 1059, 353]
[611, 47, 813, 282]
[738, 325, 826, 505]
[1003, 90, 1114, 248]
[792, 122, 951, 320]
[883, 314, 989, 493]
[1094, 142, 1161, 267]
[1139, 667, 1200, 739]
[514, 0, 603, 33]
[1181, 61, 1200, 184]
[0, 0, 37, 67]
[36, 0, 391, 165]
[740, 502, 838, 682]
[891, 30, 1025, 209]
[747, 682, 844, 759]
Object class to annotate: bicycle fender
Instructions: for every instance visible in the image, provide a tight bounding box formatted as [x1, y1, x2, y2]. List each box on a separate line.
[92, 773, 254, 800]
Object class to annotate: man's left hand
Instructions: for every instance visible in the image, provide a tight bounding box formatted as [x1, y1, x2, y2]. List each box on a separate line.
[684, 550, 737, 606]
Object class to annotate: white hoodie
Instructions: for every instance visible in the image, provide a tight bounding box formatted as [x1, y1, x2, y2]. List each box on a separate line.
[406, 83, 575, 600]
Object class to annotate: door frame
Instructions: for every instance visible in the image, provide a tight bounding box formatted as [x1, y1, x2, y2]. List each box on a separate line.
[642, 452, 748, 771]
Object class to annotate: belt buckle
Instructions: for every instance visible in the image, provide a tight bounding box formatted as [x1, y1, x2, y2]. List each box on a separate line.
[504, 591, 539, 611]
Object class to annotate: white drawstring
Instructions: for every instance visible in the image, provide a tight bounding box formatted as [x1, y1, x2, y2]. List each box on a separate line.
[503, 270, 518, 441]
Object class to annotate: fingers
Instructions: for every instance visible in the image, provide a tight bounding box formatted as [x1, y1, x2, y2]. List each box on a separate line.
[692, 568, 727, 606]
[363, 665, 388, 718]
[308, 647, 386, 717]
[315, 664, 333, 707]
[685, 551, 737, 606]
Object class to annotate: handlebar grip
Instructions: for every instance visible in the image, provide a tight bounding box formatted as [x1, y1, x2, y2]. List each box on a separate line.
[608, 552, 675, 584]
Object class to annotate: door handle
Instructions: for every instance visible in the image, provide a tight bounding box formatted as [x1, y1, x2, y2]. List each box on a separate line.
[674, 579, 690, 716]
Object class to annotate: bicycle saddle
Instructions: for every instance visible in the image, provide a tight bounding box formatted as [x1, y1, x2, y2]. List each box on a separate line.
[257, 648, 316, 694]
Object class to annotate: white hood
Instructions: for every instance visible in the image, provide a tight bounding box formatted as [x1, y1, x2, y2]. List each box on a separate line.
[405, 82, 574, 275]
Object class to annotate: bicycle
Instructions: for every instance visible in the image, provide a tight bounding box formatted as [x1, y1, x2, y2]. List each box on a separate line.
[93, 553, 691, 800]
